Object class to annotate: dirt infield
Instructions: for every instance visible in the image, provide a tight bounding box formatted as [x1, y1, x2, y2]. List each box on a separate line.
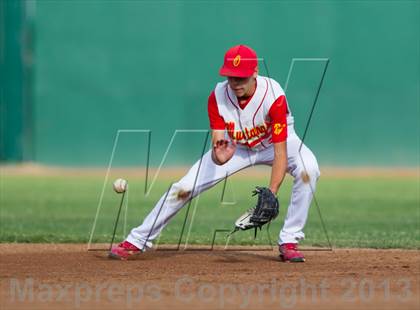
[0, 244, 419, 309]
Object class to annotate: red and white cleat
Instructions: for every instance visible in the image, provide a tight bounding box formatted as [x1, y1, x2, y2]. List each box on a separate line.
[279, 243, 305, 262]
[108, 241, 142, 260]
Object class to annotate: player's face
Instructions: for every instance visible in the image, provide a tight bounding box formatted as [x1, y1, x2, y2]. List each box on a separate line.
[227, 75, 256, 98]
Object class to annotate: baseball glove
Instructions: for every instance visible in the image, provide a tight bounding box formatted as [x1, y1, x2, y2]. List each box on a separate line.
[230, 186, 279, 238]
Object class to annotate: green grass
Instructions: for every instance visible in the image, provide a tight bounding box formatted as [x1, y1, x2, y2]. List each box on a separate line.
[0, 173, 419, 249]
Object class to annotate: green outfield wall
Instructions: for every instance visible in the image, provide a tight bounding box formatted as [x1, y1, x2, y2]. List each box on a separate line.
[2, 1, 419, 166]
[0, 0, 34, 162]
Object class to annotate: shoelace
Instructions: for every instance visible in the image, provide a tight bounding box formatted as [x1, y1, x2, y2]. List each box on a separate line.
[120, 241, 139, 251]
[282, 243, 298, 250]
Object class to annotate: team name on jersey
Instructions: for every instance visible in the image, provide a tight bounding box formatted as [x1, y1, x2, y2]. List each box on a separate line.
[225, 121, 269, 145]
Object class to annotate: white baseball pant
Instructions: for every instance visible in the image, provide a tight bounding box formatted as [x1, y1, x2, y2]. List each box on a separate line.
[126, 125, 320, 250]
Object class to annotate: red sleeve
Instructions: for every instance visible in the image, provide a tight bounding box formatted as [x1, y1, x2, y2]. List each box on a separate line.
[207, 91, 225, 130]
[268, 95, 288, 143]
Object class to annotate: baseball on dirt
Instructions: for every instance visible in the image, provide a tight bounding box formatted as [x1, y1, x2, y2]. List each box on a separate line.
[113, 178, 127, 193]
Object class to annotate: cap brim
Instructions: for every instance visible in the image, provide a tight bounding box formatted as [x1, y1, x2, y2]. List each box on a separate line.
[219, 67, 254, 78]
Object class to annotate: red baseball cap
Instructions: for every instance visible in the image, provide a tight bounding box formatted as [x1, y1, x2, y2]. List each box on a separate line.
[219, 45, 258, 78]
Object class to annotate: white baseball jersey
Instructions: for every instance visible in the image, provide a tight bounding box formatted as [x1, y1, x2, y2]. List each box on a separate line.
[212, 75, 294, 150]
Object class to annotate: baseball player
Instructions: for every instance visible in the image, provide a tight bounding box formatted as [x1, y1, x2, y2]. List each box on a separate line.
[110, 45, 320, 262]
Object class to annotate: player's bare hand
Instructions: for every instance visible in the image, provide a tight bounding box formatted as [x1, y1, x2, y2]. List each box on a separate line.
[212, 139, 237, 165]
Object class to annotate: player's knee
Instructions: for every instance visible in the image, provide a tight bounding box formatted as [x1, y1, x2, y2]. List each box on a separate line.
[296, 163, 320, 184]
[171, 182, 192, 201]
